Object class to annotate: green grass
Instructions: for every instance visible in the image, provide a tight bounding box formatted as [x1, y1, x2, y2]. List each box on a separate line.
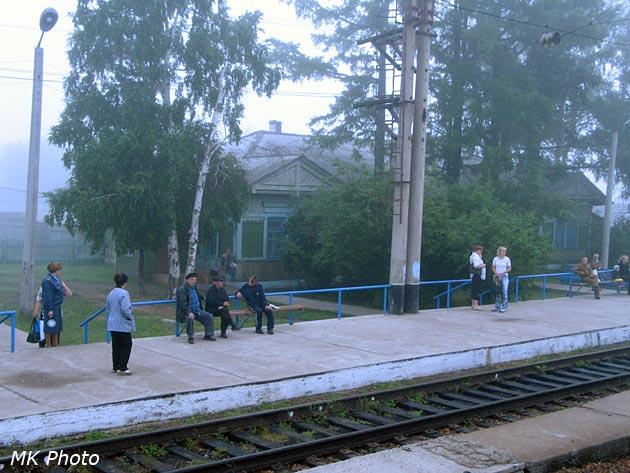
[0, 262, 580, 346]
[0, 263, 338, 346]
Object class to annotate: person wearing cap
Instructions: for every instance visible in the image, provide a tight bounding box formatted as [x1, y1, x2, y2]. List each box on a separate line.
[205, 276, 239, 338]
[176, 272, 216, 344]
[236, 275, 274, 334]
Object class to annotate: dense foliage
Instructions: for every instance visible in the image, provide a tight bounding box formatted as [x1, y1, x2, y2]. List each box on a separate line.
[283, 175, 551, 286]
[288, 0, 630, 195]
[610, 217, 630, 263]
[46, 0, 327, 283]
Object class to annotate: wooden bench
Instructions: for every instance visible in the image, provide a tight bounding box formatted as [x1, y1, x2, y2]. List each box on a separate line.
[172, 304, 306, 336]
[571, 271, 625, 295]
[231, 304, 306, 328]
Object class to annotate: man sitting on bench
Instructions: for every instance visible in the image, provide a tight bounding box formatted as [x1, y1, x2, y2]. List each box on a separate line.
[205, 276, 239, 338]
[613, 254, 630, 295]
[176, 272, 216, 344]
[236, 275, 274, 335]
[575, 256, 601, 300]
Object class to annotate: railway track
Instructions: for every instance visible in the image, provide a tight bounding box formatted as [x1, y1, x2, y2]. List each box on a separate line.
[2, 346, 629, 473]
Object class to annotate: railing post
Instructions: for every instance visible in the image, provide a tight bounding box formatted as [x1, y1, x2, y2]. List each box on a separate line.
[175, 320, 180, 337]
[515, 277, 520, 303]
[337, 290, 342, 320]
[542, 276, 547, 300]
[446, 282, 452, 309]
[568, 273, 573, 297]
[288, 294, 294, 325]
[10, 313, 15, 353]
[383, 287, 388, 315]
[235, 299, 241, 327]
[83, 323, 89, 344]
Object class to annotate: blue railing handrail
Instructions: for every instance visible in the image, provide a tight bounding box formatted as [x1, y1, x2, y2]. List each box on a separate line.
[514, 268, 615, 302]
[265, 284, 390, 297]
[0, 310, 17, 353]
[76, 269, 620, 345]
[420, 278, 471, 286]
[432, 281, 470, 300]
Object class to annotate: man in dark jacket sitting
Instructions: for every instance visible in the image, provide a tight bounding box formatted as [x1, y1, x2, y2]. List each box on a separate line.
[236, 275, 274, 334]
[205, 276, 239, 338]
[176, 272, 215, 344]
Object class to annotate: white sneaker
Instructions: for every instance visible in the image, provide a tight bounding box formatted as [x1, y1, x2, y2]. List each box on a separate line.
[118, 369, 132, 376]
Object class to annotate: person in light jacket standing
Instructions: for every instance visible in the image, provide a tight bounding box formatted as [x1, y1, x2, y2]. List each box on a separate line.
[492, 246, 512, 313]
[469, 245, 486, 311]
[106, 273, 135, 375]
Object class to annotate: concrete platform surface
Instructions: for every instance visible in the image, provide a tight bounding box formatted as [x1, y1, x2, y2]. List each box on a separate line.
[0, 295, 628, 444]
[307, 391, 630, 472]
[306, 437, 524, 473]
[459, 390, 630, 464]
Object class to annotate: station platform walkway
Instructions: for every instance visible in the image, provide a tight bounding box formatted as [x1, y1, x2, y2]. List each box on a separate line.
[308, 390, 630, 473]
[0, 295, 628, 445]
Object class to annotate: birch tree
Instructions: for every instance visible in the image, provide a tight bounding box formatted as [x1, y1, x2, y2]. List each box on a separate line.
[48, 0, 329, 293]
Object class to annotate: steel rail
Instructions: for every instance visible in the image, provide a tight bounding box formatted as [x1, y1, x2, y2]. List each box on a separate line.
[1, 345, 628, 472]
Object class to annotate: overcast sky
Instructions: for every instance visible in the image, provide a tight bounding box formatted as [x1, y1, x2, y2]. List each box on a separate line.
[0, 1, 622, 220]
[0, 0, 341, 217]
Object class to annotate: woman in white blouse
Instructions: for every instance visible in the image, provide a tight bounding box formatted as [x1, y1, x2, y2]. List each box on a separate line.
[469, 245, 486, 310]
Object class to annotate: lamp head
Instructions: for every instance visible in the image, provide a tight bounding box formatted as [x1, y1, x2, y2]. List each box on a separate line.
[39, 8, 58, 32]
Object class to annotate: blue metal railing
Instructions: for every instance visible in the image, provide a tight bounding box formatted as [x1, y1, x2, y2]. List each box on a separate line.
[79, 284, 390, 344]
[515, 269, 614, 302]
[0, 311, 16, 353]
[432, 280, 471, 309]
[76, 270, 619, 345]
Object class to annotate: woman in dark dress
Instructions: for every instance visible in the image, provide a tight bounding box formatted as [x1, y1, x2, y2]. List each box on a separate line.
[41, 262, 72, 347]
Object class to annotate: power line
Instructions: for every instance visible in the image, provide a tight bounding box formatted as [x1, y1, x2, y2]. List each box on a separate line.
[436, 0, 630, 48]
[0, 66, 66, 77]
[0, 74, 63, 83]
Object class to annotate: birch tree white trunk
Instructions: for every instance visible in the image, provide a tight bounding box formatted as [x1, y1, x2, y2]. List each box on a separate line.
[184, 68, 227, 276]
[161, 9, 183, 297]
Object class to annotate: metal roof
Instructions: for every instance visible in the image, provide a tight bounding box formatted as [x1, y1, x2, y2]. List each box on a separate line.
[225, 131, 373, 184]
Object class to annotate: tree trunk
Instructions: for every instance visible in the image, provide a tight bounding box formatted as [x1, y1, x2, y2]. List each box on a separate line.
[185, 69, 227, 276]
[167, 227, 180, 298]
[445, 2, 466, 183]
[138, 248, 146, 294]
[160, 12, 183, 298]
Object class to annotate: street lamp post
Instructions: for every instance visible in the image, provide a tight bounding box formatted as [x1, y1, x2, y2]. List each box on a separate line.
[601, 118, 630, 269]
[18, 8, 58, 316]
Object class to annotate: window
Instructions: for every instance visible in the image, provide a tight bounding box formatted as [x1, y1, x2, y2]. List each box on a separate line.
[266, 218, 287, 259]
[553, 220, 581, 249]
[241, 220, 264, 258]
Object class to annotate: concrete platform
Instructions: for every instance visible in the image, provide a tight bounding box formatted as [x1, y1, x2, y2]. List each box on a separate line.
[308, 391, 630, 473]
[0, 295, 628, 445]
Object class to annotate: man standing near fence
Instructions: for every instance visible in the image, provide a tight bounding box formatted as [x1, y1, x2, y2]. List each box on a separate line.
[176, 272, 216, 344]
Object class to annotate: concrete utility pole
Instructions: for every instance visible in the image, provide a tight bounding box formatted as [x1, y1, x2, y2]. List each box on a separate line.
[404, 0, 435, 313]
[19, 8, 58, 315]
[388, 0, 417, 315]
[601, 131, 618, 269]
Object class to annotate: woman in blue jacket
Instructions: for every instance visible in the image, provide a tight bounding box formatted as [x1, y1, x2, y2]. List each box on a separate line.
[41, 261, 72, 347]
